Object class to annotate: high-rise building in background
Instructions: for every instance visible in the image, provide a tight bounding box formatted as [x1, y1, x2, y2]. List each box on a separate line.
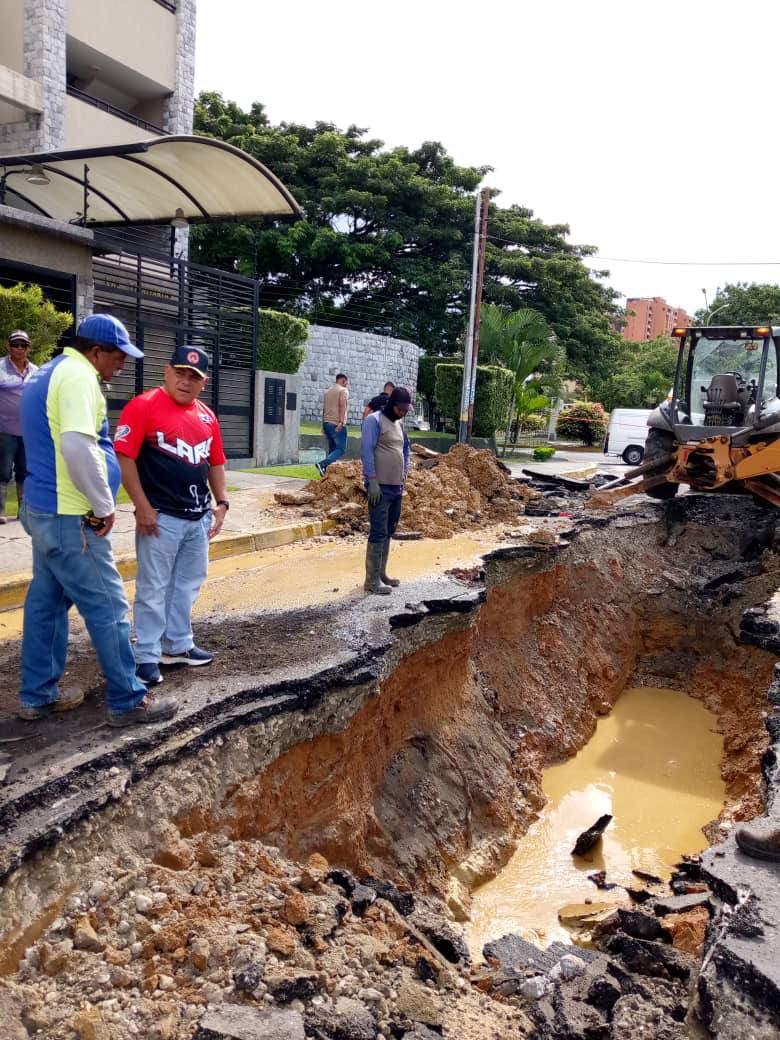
[0, 0, 195, 155]
[623, 297, 693, 341]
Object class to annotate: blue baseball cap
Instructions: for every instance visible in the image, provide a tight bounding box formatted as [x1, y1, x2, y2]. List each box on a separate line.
[77, 314, 143, 359]
[170, 345, 208, 377]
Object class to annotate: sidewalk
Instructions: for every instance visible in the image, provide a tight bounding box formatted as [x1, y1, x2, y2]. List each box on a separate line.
[0, 471, 333, 610]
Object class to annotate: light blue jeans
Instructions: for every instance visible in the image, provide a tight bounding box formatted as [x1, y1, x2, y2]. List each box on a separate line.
[19, 501, 147, 714]
[133, 511, 211, 664]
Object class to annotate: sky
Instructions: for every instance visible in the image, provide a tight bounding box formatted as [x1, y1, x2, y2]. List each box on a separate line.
[194, 0, 780, 318]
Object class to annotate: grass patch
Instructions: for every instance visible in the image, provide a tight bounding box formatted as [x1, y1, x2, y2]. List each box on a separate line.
[243, 464, 318, 480]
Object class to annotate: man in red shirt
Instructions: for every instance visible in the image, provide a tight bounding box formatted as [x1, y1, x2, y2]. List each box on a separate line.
[115, 346, 229, 686]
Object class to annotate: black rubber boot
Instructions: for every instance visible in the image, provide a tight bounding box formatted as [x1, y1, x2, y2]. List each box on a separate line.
[379, 539, 400, 587]
[0, 483, 7, 525]
[364, 541, 391, 595]
[735, 818, 780, 861]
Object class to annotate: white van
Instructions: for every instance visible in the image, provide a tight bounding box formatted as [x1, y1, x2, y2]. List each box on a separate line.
[603, 408, 652, 465]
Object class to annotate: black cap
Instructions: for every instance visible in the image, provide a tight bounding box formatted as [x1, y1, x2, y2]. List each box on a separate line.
[170, 345, 208, 377]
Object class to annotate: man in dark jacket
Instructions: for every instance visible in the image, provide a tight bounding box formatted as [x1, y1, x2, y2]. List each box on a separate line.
[359, 386, 411, 594]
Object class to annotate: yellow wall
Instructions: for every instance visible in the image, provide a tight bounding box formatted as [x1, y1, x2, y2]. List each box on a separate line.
[0, 0, 25, 125]
[67, 0, 176, 91]
[63, 94, 156, 149]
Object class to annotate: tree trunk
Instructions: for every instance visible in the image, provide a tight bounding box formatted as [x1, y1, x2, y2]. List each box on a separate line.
[501, 398, 517, 457]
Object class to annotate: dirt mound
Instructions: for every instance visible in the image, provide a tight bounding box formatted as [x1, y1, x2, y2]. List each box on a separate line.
[275, 444, 540, 539]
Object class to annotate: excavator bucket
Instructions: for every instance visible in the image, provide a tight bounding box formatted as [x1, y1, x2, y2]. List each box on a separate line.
[588, 451, 677, 508]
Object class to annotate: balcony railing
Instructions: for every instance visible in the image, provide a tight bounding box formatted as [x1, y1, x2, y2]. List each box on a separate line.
[152, 0, 177, 11]
[66, 86, 166, 136]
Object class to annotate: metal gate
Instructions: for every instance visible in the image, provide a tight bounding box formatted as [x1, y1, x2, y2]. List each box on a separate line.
[93, 243, 258, 458]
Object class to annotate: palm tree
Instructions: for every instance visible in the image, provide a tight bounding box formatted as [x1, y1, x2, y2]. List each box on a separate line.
[479, 304, 558, 454]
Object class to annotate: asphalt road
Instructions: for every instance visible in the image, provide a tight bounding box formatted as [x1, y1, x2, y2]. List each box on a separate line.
[504, 449, 627, 478]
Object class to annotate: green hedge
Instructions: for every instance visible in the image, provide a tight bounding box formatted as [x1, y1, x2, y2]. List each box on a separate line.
[434, 362, 514, 438]
[256, 309, 309, 374]
[0, 283, 73, 365]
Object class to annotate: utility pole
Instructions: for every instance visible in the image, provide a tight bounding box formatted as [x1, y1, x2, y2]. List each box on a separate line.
[458, 187, 490, 443]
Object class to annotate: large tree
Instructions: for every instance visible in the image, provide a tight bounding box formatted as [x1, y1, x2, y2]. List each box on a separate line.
[191, 91, 622, 385]
[597, 335, 677, 411]
[693, 283, 780, 326]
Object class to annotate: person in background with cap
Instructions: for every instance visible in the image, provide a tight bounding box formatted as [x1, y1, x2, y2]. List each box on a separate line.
[18, 313, 177, 727]
[359, 386, 412, 594]
[115, 346, 228, 687]
[0, 329, 38, 523]
[361, 381, 395, 420]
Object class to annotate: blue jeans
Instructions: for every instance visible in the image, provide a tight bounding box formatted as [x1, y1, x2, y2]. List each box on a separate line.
[0, 432, 26, 485]
[368, 485, 403, 543]
[19, 502, 146, 714]
[321, 422, 348, 470]
[133, 511, 211, 664]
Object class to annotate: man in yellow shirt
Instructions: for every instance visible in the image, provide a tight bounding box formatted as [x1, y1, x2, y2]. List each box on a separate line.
[18, 314, 178, 727]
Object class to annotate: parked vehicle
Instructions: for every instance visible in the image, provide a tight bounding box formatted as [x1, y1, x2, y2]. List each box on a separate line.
[603, 408, 652, 465]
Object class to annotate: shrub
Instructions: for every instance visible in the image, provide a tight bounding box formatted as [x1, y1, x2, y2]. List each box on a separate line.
[0, 283, 73, 365]
[434, 362, 514, 438]
[520, 412, 547, 432]
[256, 309, 309, 373]
[533, 445, 556, 460]
[556, 401, 608, 446]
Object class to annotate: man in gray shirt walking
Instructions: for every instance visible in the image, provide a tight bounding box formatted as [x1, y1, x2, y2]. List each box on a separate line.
[359, 386, 411, 594]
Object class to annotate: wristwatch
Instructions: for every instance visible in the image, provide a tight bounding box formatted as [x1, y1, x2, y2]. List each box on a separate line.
[216, 500, 230, 511]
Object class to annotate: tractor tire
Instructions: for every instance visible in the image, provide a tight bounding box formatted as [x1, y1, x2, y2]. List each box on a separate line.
[643, 428, 679, 501]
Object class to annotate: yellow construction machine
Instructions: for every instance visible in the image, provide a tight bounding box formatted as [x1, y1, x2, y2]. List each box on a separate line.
[592, 325, 780, 508]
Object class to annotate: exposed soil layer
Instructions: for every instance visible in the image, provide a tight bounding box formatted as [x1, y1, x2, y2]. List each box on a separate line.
[275, 444, 541, 538]
[1, 496, 779, 1039]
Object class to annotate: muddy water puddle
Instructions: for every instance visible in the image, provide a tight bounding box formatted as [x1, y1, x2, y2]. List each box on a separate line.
[468, 687, 725, 955]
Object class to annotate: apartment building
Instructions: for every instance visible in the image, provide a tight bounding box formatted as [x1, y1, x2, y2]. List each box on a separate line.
[0, 0, 195, 154]
[623, 297, 693, 341]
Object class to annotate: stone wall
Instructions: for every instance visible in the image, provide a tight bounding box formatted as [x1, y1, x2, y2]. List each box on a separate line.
[0, 0, 67, 154]
[162, 0, 196, 134]
[298, 325, 420, 423]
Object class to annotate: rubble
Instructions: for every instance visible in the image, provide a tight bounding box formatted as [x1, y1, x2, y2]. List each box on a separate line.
[274, 444, 540, 539]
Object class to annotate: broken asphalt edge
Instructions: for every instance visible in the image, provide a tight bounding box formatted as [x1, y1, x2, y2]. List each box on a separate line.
[0, 518, 337, 612]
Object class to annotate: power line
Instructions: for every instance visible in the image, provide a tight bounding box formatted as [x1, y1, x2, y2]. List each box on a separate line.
[485, 235, 780, 267]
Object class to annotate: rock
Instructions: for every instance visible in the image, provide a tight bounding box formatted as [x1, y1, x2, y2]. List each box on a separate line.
[350, 884, 377, 916]
[586, 974, 622, 1012]
[482, 933, 557, 973]
[73, 916, 106, 952]
[519, 975, 549, 999]
[559, 953, 587, 979]
[653, 891, 711, 917]
[195, 1004, 305, 1040]
[135, 893, 154, 914]
[663, 907, 709, 955]
[332, 996, 378, 1039]
[328, 868, 357, 895]
[190, 937, 211, 971]
[266, 971, 321, 1003]
[571, 814, 613, 856]
[70, 1008, 111, 1040]
[605, 934, 695, 981]
[39, 938, 73, 976]
[360, 876, 415, 916]
[411, 903, 470, 965]
[617, 908, 671, 942]
[234, 962, 264, 992]
[266, 925, 296, 958]
[284, 892, 309, 927]
[413, 956, 438, 983]
[154, 838, 195, 871]
[300, 852, 329, 890]
[109, 966, 134, 988]
[152, 1014, 180, 1040]
[395, 980, 444, 1027]
[402, 1026, 441, 1040]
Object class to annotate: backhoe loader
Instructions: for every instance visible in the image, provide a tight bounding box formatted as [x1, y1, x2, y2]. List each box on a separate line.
[591, 325, 780, 507]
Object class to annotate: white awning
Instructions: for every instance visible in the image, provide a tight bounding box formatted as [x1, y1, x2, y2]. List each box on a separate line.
[0, 135, 301, 226]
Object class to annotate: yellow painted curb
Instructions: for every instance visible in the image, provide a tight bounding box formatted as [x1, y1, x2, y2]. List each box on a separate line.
[0, 519, 336, 613]
[561, 465, 598, 480]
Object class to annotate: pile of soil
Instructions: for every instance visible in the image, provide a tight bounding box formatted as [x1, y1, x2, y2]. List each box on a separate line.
[275, 444, 541, 539]
[0, 833, 531, 1039]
